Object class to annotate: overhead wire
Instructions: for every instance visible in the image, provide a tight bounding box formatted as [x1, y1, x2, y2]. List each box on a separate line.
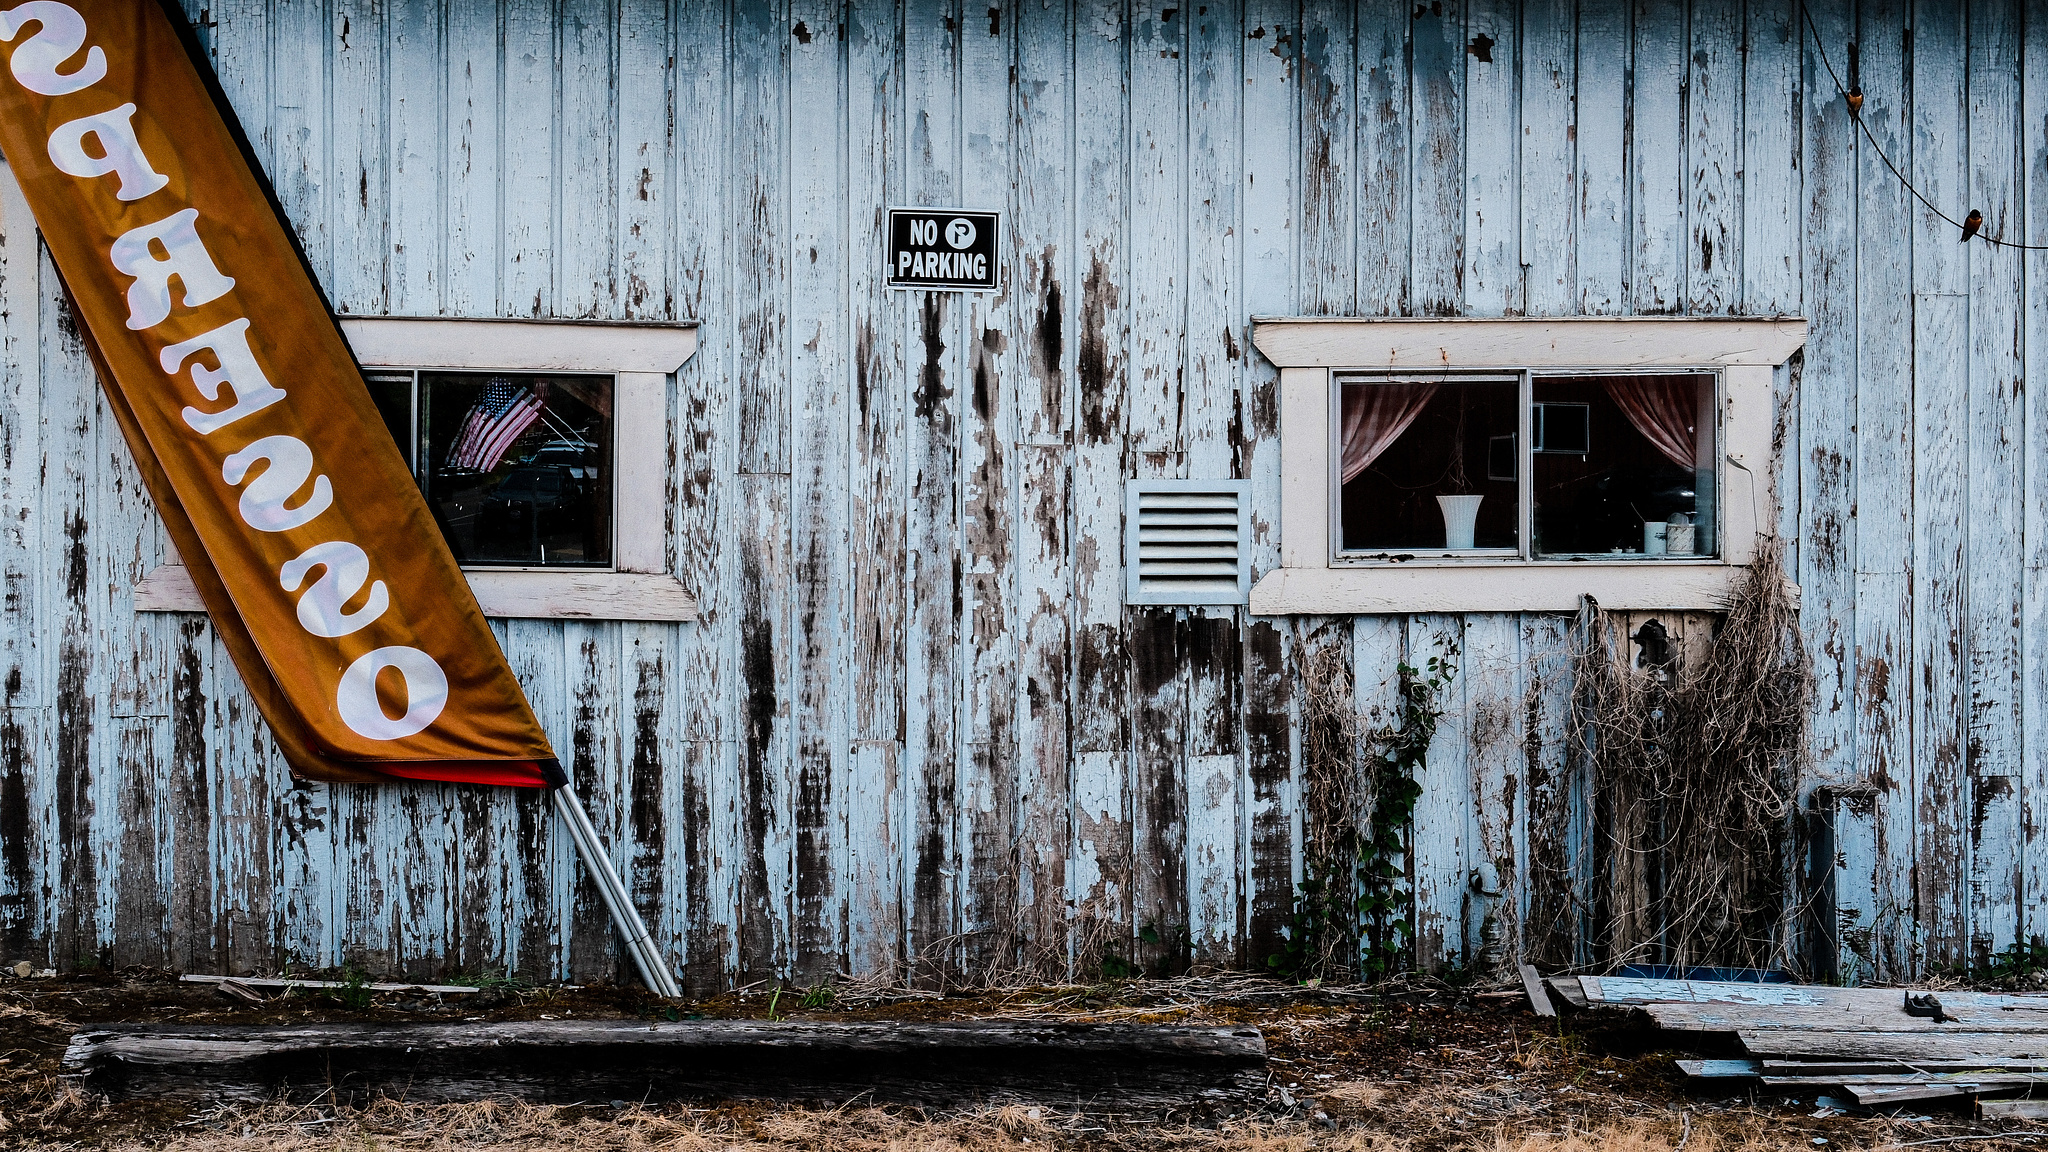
[1798, 0, 2048, 251]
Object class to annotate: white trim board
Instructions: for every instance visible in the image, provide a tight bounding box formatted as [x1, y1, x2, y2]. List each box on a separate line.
[135, 564, 699, 623]
[1249, 565, 1800, 616]
[339, 316, 698, 374]
[1249, 317, 1807, 616]
[1250, 316, 1808, 369]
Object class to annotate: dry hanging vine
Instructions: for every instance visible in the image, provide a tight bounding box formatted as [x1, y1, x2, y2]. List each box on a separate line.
[1570, 543, 1814, 970]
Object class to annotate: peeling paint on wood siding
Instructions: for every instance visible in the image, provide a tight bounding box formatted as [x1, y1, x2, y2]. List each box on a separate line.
[2021, 0, 2048, 962]
[1843, 0, 1913, 984]
[3, 0, 2045, 986]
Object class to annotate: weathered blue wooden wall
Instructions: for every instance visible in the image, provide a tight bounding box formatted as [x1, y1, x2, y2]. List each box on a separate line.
[0, 0, 2031, 987]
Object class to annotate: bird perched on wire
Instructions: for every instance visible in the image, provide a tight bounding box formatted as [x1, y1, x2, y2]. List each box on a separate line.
[1962, 209, 1984, 243]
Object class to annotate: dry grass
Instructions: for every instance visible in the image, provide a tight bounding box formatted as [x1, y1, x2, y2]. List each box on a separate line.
[1, 1099, 2017, 1152]
[4, 974, 2041, 1151]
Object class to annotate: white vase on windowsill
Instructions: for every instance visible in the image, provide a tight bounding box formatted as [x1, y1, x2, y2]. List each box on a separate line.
[1437, 494, 1483, 550]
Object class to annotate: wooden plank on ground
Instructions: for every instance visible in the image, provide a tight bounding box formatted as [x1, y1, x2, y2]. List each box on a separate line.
[1845, 1082, 1974, 1105]
[1764, 1060, 2048, 1074]
[1677, 1059, 1761, 1078]
[1582, 977, 2048, 1019]
[1581, 976, 1826, 1004]
[1544, 977, 1589, 1009]
[1980, 1099, 2048, 1119]
[1648, 1002, 2048, 1033]
[1770, 1073, 2048, 1089]
[1519, 964, 1555, 1017]
[64, 1021, 1268, 1110]
[1737, 1031, 2048, 1062]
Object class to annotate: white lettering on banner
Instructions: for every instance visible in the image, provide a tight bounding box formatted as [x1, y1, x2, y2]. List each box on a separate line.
[279, 541, 389, 638]
[46, 103, 165, 200]
[221, 435, 333, 532]
[108, 208, 235, 329]
[11, 2, 457, 742]
[336, 646, 448, 740]
[0, 2, 104, 96]
[160, 318, 287, 434]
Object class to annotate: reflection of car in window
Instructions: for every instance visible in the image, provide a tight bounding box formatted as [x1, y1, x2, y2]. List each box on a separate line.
[529, 439, 601, 480]
[478, 464, 585, 550]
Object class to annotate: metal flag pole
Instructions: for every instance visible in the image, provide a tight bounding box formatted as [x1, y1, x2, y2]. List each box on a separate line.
[552, 783, 681, 999]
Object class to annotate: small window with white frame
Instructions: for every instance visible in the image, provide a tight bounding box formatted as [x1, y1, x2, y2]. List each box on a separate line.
[132, 317, 703, 622]
[1337, 370, 1719, 561]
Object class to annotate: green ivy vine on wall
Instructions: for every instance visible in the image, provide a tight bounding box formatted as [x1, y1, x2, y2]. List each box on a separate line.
[1357, 656, 1451, 978]
[1269, 654, 1454, 984]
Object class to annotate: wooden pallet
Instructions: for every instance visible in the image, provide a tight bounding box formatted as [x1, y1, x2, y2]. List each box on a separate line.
[1537, 973, 2048, 1114]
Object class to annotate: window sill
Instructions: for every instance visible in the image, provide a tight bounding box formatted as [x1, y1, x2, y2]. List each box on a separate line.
[1332, 553, 1722, 566]
[1248, 563, 1798, 616]
[134, 564, 699, 623]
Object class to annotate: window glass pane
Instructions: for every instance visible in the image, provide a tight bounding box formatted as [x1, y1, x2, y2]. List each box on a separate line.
[418, 371, 613, 568]
[1530, 373, 1715, 558]
[364, 372, 414, 472]
[1337, 377, 1519, 553]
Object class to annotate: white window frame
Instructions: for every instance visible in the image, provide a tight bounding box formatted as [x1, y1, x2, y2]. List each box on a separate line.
[135, 317, 700, 622]
[1249, 317, 1807, 615]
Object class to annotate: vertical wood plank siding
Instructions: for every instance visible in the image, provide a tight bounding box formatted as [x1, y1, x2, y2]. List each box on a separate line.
[0, 0, 2031, 985]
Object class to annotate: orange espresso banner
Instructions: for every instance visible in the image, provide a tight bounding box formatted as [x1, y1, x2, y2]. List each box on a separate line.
[0, 0, 559, 786]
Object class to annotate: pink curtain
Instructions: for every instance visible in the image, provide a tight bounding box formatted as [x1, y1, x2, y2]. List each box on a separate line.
[1603, 376, 1698, 469]
[1340, 382, 1438, 483]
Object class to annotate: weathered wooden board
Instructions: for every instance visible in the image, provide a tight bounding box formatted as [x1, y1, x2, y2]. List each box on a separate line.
[1738, 1031, 2048, 1063]
[1980, 1099, 2048, 1119]
[63, 1020, 1268, 1109]
[1647, 1003, 2048, 1035]
[1583, 977, 2048, 1023]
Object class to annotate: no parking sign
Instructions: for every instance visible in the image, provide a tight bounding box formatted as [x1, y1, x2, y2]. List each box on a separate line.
[887, 208, 1000, 292]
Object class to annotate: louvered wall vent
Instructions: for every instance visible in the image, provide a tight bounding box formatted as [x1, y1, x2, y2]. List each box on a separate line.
[1125, 479, 1252, 606]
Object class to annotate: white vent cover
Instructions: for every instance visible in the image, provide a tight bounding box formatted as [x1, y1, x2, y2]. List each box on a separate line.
[1124, 479, 1252, 606]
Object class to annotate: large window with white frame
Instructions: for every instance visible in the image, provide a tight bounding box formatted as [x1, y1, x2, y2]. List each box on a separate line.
[1248, 318, 1806, 616]
[1336, 370, 1719, 562]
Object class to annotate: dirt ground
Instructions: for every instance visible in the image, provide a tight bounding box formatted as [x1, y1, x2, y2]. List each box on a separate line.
[1, 969, 2044, 1150]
